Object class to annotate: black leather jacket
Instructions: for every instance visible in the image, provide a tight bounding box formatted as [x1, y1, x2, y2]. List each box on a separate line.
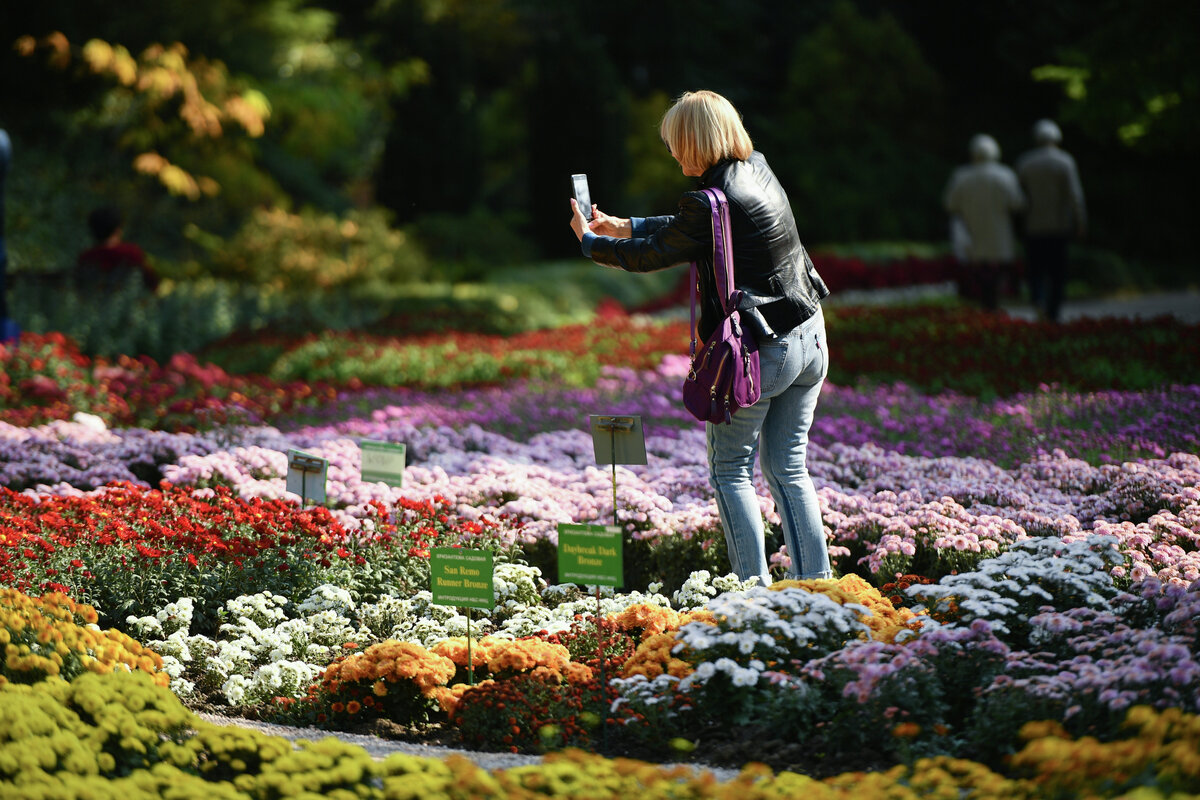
[588, 151, 829, 341]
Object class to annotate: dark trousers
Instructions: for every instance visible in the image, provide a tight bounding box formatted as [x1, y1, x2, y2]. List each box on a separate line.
[1025, 235, 1069, 322]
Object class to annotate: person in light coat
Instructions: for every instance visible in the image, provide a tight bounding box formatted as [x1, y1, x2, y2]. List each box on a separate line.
[944, 134, 1025, 310]
[1016, 119, 1086, 322]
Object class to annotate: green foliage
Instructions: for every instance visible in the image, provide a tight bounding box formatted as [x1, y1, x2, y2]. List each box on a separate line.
[12, 273, 286, 360]
[521, 524, 738, 601]
[264, 336, 574, 387]
[623, 90, 693, 213]
[17, 34, 276, 205]
[1024, 1, 1198, 265]
[6, 0, 1196, 280]
[3, 2, 407, 269]
[622, 528, 732, 600]
[1, 143, 97, 270]
[11, 255, 680, 362]
[68, 523, 342, 639]
[409, 207, 538, 282]
[1033, 0, 1198, 157]
[256, 39, 399, 206]
[203, 308, 687, 396]
[486, 260, 680, 316]
[357, 280, 601, 336]
[14, 271, 171, 360]
[766, 0, 948, 243]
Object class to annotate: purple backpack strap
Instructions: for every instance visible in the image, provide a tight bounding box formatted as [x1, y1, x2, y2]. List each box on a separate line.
[701, 188, 737, 314]
[689, 187, 737, 360]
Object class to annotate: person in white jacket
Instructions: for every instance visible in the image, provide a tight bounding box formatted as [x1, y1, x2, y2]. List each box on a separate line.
[944, 134, 1026, 310]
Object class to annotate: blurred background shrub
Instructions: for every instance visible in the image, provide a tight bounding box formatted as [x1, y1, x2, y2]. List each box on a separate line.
[9, 262, 681, 362]
[185, 206, 429, 291]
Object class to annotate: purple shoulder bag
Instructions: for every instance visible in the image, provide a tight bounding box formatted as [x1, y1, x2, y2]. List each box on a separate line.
[682, 187, 762, 425]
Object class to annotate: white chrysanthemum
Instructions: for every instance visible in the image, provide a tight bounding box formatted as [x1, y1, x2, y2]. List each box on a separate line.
[205, 639, 255, 682]
[492, 562, 544, 606]
[154, 655, 194, 697]
[730, 666, 758, 688]
[672, 571, 761, 609]
[157, 598, 195, 635]
[358, 595, 412, 640]
[222, 674, 250, 706]
[150, 630, 193, 662]
[245, 660, 321, 703]
[223, 592, 289, 628]
[126, 614, 164, 638]
[297, 584, 356, 617]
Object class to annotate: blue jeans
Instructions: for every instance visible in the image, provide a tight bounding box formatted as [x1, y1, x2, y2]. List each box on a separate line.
[706, 306, 832, 583]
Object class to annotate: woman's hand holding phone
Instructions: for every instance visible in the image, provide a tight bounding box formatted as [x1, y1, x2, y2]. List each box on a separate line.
[569, 198, 632, 241]
[588, 206, 631, 238]
[569, 198, 592, 241]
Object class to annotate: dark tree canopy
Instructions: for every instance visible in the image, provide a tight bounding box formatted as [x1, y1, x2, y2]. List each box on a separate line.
[1, 0, 1195, 272]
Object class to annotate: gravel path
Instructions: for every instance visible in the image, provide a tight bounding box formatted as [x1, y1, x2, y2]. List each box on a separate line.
[193, 712, 745, 781]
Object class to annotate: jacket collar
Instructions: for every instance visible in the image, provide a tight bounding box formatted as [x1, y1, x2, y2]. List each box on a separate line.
[699, 158, 736, 187]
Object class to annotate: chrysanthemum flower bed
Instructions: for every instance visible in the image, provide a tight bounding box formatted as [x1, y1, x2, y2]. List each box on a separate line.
[6, 305, 1199, 431]
[2, 305, 1199, 796]
[2, 586, 1199, 797]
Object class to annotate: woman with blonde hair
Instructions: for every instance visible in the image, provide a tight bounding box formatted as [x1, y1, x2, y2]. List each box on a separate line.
[569, 90, 833, 584]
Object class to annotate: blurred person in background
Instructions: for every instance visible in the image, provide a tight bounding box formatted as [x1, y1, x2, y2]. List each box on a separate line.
[1017, 119, 1086, 323]
[568, 90, 833, 586]
[943, 133, 1025, 311]
[76, 205, 159, 292]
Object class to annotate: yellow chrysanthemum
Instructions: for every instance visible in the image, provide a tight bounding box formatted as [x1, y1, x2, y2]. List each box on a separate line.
[0, 589, 166, 687]
[620, 632, 694, 680]
[772, 574, 924, 643]
[430, 635, 505, 676]
[604, 603, 683, 638]
[1010, 706, 1200, 794]
[486, 639, 571, 677]
[321, 640, 455, 698]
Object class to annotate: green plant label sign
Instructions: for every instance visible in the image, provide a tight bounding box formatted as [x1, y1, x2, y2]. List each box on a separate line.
[285, 449, 327, 505]
[360, 440, 406, 487]
[431, 548, 494, 610]
[557, 523, 623, 587]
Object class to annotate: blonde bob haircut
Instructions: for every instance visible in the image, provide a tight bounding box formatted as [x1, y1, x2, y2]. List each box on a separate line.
[660, 90, 754, 176]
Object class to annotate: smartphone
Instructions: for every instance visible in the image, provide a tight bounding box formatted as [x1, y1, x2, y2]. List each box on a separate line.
[571, 173, 593, 221]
